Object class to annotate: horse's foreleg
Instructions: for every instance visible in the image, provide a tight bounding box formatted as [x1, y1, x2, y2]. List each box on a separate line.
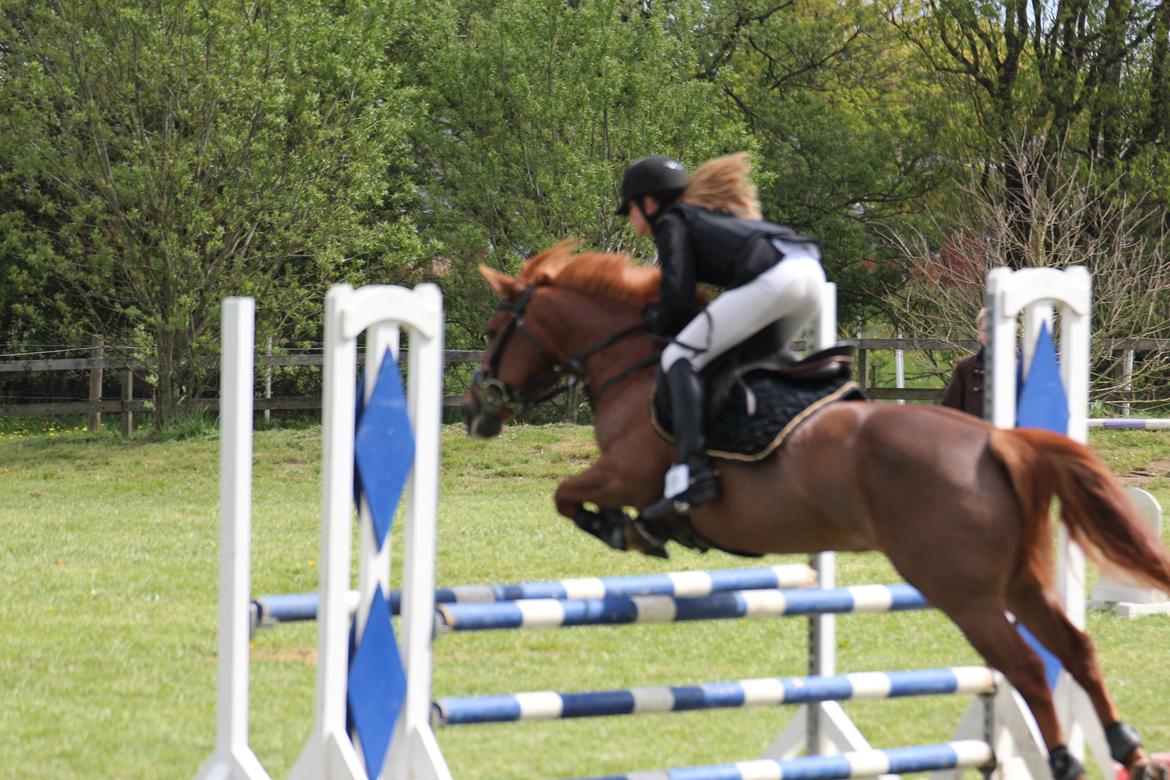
[555, 459, 667, 558]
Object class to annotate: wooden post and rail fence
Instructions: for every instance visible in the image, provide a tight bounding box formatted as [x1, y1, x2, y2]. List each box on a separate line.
[2, 338, 1167, 434]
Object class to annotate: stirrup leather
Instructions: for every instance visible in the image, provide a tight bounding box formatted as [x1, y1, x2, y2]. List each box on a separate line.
[642, 461, 718, 518]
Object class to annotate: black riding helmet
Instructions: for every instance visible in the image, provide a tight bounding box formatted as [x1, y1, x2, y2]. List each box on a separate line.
[615, 155, 689, 215]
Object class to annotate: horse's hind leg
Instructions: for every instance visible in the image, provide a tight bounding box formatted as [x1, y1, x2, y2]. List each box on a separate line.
[941, 601, 1085, 780]
[1008, 574, 1164, 777]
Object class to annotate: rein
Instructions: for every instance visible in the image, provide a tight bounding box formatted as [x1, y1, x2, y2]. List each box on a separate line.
[475, 286, 661, 416]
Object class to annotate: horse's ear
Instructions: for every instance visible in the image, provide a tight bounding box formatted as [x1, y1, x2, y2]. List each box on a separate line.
[479, 264, 523, 298]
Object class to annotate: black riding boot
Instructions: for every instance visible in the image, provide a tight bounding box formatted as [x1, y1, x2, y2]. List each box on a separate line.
[643, 361, 719, 519]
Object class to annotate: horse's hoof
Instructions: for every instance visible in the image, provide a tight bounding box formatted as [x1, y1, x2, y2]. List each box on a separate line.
[1129, 759, 1170, 780]
[572, 507, 629, 552]
[625, 520, 669, 559]
[1049, 746, 1085, 780]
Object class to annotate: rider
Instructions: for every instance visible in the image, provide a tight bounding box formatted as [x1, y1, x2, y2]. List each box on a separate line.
[615, 153, 827, 518]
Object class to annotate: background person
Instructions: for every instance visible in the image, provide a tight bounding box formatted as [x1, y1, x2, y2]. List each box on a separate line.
[941, 307, 988, 418]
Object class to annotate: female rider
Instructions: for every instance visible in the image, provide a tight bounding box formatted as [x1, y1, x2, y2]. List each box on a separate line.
[616, 153, 827, 518]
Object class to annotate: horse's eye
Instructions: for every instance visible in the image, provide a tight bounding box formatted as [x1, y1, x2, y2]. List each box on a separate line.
[485, 329, 498, 341]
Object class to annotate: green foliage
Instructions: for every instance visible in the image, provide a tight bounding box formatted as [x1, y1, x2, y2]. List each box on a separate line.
[879, 0, 1170, 268]
[695, 0, 965, 325]
[395, 0, 754, 345]
[3, 0, 1170, 431]
[0, 0, 423, 422]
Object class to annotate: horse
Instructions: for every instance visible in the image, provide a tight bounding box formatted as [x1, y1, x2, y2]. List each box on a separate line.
[460, 242, 1170, 780]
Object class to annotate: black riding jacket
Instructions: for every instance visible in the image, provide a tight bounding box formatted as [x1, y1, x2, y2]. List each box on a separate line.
[651, 202, 816, 334]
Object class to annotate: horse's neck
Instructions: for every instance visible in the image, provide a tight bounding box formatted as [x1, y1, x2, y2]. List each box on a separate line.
[534, 289, 638, 354]
[535, 288, 656, 411]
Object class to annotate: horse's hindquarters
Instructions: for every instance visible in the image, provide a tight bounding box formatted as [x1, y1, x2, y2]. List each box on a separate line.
[854, 404, 1025, 601]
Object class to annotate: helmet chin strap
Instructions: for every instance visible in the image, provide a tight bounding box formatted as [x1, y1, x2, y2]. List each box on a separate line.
[638, 190, 684, 227]
[634, 197, 651, 225]
[637, 196, 663, 227]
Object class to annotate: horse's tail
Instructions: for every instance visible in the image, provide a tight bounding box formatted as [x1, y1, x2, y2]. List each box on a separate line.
[989, 427, 1170, 592]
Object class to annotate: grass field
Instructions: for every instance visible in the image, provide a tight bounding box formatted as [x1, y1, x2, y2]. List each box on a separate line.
[0, 421, 1168, 779]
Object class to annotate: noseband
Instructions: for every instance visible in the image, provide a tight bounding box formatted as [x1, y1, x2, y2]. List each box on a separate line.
[474, 286, 659, 417]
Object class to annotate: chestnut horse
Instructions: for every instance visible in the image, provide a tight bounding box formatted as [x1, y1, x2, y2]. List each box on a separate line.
[460, 243, 1170, 780]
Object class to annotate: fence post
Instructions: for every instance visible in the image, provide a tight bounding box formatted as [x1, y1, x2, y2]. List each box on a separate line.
[89, 335, 104, 433]
[566, 382, 581, 424]
[120, 367, 134, 437]
[856, 342, 869, 394]
[1123, 348, 1134, 417]
[894, 333, 906, 405]
[264, 336, 273, 424]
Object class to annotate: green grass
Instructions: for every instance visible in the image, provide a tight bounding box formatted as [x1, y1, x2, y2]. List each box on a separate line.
[1, 423, 1168, 779]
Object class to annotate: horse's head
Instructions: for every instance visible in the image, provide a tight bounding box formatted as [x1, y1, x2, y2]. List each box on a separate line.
[461, 264, 564, 438]
[462, 241, 661, 438]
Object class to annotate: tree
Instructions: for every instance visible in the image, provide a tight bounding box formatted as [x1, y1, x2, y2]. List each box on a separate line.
[880, 0, 1170, 265]
[693, 0, 966, 325]
[393, 0, 754, 343]
[885, 138, 1170, 397]
[0, 0, 423, 424]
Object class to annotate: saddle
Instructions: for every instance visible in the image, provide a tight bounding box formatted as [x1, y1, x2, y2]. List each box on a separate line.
[651, 324, 865, 461]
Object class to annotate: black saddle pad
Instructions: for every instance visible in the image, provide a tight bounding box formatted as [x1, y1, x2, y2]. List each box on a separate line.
[651, 354, 865, 461]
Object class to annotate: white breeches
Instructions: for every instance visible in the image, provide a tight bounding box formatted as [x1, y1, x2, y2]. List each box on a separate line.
[660, 249, 826, 371]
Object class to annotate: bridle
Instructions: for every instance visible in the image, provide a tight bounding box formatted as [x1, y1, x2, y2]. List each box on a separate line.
[472, 286, 661, 417]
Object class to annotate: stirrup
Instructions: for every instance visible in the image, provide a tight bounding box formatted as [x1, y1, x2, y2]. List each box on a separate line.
[642, 494, 684, 521]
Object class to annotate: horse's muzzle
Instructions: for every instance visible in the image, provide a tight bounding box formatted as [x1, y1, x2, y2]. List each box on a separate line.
[462, 384, 504, 439]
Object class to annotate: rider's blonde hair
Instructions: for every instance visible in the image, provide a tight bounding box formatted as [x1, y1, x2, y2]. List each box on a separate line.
[680, 152, 762, 220]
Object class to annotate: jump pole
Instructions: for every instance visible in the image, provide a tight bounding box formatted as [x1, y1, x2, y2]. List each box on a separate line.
[763, 282, 886, 763]
[250, 564, 819, 628]
[1088, 419, 1170, 430]
[195, 298, 270, 780]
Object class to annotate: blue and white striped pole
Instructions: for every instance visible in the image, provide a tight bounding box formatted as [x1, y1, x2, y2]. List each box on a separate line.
[436, 584, 928, 632]
[434, 667, 995, 726]
[1088, 419, 1170, 430]
[251, 564, 816, 627]
[571, 740, 994, 780]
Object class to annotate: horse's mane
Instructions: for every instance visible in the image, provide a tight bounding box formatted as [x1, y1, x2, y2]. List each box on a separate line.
[680, 152, 762, 220]
[518, 240, 660, 306]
